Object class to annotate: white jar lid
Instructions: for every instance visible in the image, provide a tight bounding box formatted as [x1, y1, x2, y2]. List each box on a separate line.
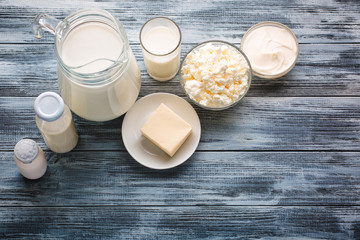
[14, 139, 39, 164]
[34, 92, 64, 122]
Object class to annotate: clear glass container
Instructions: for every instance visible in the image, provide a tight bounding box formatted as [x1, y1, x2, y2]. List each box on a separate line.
[179, 40, 252, 111]
[140, 17, 181, 81]
[35, 92, 78, 153]
[240, 21, 299, 79]
[32, 9, 141, 121]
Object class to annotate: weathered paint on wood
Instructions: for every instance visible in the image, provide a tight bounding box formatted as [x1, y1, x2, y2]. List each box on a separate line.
[0, 151, 359, 206]
[0, 206, 359, 239]
[0, 43, 359, 97]
[0, 0, 360, 44]
[0, 97, 359, 151]
[1, 0, 360, 238]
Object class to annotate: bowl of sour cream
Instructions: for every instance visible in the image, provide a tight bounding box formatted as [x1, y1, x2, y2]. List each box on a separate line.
[240, 21, 299, 79]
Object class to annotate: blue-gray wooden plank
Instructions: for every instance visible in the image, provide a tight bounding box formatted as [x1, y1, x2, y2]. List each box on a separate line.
[1, 97, 359, 151]
[1, 0, 360, 238]
[0, 0, 359, 44]
[0, 206, 358, 239]
[0, 43, 359, 97]
[0, 151, 359, 206]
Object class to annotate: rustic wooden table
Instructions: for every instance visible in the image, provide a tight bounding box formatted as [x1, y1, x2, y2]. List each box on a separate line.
[1, 0, 359, 239]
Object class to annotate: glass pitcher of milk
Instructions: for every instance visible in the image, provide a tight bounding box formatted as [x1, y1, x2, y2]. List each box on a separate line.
[32, 9, 141, 122]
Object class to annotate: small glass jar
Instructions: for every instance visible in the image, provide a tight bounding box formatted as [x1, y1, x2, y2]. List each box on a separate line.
[34, 92, 78, 153]
[32, 9, 141, 121]
[14, 139, 47, 180]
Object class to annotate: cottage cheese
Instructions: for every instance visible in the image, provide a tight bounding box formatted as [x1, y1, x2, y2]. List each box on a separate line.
[181, 42, 250, 108]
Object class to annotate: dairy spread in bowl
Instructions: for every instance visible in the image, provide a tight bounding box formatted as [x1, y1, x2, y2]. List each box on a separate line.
[180, 41, 252, 110]
[240, 21, 299, 79]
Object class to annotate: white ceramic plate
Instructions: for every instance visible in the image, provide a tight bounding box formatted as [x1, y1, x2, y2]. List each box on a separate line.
[122, 93, 201, 169]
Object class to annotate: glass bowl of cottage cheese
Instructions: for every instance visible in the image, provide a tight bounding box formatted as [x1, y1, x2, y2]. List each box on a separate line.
[180, 40, 252, 110]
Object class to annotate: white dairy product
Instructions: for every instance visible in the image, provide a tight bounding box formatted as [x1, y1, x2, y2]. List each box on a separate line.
[140, 19, 181, 81]
[36, 104, 78, 153]
[58, 22, 141, 121]
[241, 24, 298, 77]
[14, 139, 47, 180]
[143, 27, 178, 55]
[61, 23, 123, 73]
[181, 43, 250, 108]
[35, 92, 78, 153]
[141, 103, 192, 157]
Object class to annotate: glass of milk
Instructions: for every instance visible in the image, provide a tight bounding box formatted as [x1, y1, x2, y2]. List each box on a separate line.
[140, 17, 181, 81]
[32, 9, 141, 122]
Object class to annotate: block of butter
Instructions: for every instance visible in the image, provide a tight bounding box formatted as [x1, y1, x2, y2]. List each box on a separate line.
[141, 103, 192, 157]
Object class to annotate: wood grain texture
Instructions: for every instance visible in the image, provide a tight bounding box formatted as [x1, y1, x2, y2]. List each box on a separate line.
[0, 206, 359, 239]
[0, 151, 359, 206]
[0, 97, 359, 151]
[0, 43, 359, 97]
[1, 0, 360, 238]
[0, 0, 360, 44]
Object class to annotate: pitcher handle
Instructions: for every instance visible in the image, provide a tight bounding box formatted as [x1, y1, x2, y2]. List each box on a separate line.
[32, 14, 61, 39]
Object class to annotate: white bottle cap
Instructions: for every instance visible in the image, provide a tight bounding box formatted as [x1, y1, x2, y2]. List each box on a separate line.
[14, 139, 39, 164]
[34, 92, 64, 122]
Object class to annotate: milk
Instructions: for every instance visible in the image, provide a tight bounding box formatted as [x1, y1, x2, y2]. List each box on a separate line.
[61, 23, 123, 73]
[141, 23, 181, 81]
[36, 104, 78, 153]
[58, 22, 141, 121]
[142, 26, 179, 55]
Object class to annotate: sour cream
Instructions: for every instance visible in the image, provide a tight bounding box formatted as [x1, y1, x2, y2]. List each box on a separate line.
[241, 22, 299, 79]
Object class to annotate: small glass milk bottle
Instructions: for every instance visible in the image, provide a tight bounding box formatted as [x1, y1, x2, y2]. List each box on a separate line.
[14, 139, 47, 179]
[34, 92, 78, 153]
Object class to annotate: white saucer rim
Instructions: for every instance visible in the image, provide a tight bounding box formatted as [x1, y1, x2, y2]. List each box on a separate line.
[121, 92, 201, 170]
